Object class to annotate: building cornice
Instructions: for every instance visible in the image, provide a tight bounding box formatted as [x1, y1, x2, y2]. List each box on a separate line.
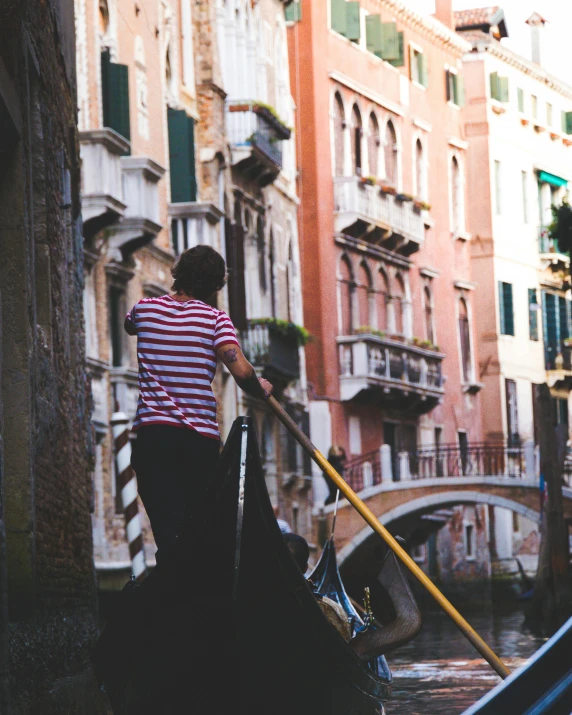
[372, 0, 471, 56]
[465, 37, 572, 102]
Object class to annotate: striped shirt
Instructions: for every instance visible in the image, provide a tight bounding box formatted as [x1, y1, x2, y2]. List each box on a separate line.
[125, 295, 239, 440]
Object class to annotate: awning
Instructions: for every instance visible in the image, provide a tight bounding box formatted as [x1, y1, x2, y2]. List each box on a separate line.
[538, 170, 568, 188]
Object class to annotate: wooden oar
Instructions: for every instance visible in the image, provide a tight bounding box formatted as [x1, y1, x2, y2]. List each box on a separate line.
[267, 396, 511, 679]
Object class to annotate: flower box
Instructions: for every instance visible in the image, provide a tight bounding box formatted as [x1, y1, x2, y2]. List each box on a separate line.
[520, 118, 530, 126]
[380, 184, 397, 196]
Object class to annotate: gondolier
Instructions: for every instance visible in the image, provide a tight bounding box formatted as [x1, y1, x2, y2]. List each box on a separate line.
[124, 244, 272, 559]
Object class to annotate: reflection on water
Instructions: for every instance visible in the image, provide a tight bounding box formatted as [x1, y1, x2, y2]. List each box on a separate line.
[386, 606, 547, 715]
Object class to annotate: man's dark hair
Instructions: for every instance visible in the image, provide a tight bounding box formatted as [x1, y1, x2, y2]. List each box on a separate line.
[283, 533, 310, 573]
[171, 245, 227, 300]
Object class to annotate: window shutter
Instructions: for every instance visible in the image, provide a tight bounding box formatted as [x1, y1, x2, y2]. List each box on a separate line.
[490, 71, 499, 101]
[101, 49, 131, 149]
[366, 14, 383, 56]
[498, 281, 505, 334]
[498, 76, 509, 103]
[225, 219, 247, 330]
[528, 288, 539, 341]
[387, 31, 404, 67]
[517, 87, 524, 113]
[285, 1, 301, 22]
[559, 296, 569, 340]
[455, 74, 465, 107]
[380, 22, 399, 61]
[168, 108, 197, 203]
[445, 69, 452, 102]
[503, 282, 514, 336]
[331, 0, 347, 36]
[565, 111, 572, 136]
[300, 410, 312, 475]
[420, 53, 428, 88]
[345, 1, 360, 41]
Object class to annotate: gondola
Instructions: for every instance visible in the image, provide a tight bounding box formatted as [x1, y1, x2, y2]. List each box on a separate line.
[462, 615, 572, 715]
[94, 417, 420, 714]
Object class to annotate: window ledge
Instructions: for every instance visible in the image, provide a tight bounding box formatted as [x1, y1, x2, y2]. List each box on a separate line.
[423, 212, 435, 228]
[447, 101, 461, 111]
[491, 101, 507, 115]
[452, 230, 471, 242]
[463, 381, 484, 395]
[411, 81, 427, 91]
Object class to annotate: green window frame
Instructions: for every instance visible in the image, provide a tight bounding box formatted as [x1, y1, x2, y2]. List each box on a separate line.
[490, 71, 509, 103]
[446, 70, 464, 107]
[499, 281, 514, 336]
[410, 46, 428, 87]
[562, 110, 572, 135]
[167, 107, 197, 204]
[285, 0, 301, 22]
[517, 87, 524, 113]
[101, 49, 131, 149]
[528, 288, 539, 341]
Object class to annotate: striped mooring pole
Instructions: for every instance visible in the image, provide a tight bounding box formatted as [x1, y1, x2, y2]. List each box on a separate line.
[111, 411, 147, 581]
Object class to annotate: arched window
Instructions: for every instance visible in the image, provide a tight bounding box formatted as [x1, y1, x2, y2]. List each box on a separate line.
[333, 93, 345, 177]
[451, 156, 462, 233]
[458, 298, 472, 383]
[415, 139, 426, 200]
[368, 113, 380, 178]
[384, 120, 398, 186]
[257, 215, 267, 295]
[377, 269, 389, 331]
[357, 262, 372, 329]
[351, 104, 363, 176]
[424, 286, 434, 344]
[99, 0, 110, 34]
[339, 256, 354, 335]
[393, 274, 405, 335]
[286, 241, 295, 323]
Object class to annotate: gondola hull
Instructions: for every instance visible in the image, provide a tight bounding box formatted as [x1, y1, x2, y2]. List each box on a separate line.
[94, 417, 391, 714]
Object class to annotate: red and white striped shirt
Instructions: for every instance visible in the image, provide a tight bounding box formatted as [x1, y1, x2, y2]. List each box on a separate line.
[125, 295, 239, 440]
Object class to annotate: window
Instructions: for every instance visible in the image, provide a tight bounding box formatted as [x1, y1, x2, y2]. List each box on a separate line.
[351, 104, 363, 176]
[225, 203, 247, 330]
[424, 286, 434, 345]
[522, 171, 528, 223]
[446, 69, 464, 107]
[505, 378, 519, 446]
[384, 120, 397, 186]
[333, 92, 345, 177]
[101, 49, 131, 146]
[499, 281, 514, 336]
[547, 102, 553, 127]
[331, 0, 360, 42]
[494, 160, 502, 215]
[168, 108, 197, 203]
[542, 291, 572, 369]
[410, 47, 427, 87]
[529, 288, 539, 341]
[490, 72, 509, 102]
[512, 511, 521, 534]
[458, 298, 472, 383]
[458, 431, 469, 476]
[531, 94, 538, 119]
[357, 261, 373, 329]
[339, 256, 354, 335]
[464, 523, 475, 560]
[562, 110, 572, 136]
[377, 269, 389, 331]
[285, 0, 301, 22]
[367, 113, 380, 178]
[517, 87, 525, 113]
[109, 286, 127, 367]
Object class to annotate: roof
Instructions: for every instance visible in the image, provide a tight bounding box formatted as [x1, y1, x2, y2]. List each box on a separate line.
[454, 6, 508, 39]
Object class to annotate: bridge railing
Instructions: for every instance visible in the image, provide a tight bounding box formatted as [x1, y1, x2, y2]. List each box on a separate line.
[342, 442, 536, 493]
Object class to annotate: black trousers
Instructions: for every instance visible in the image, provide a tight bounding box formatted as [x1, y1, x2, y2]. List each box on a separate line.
[131, 425, 220, 560]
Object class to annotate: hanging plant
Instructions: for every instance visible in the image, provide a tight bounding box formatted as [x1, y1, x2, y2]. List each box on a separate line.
[548, 199, 572, 257]
[249, 318, 311, 346]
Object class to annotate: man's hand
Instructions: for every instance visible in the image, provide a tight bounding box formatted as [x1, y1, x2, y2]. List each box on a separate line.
[216, 343, 273, 400]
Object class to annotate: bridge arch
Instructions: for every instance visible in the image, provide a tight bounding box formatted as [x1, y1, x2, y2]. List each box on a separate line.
[337, 490, 541, 566]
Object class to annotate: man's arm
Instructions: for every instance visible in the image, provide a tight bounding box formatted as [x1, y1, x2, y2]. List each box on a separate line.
[216, 343, 272, 400]
[124, 317, 137, 336]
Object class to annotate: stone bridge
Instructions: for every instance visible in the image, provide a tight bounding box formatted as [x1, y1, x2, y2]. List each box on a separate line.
[313, 476, 572, 566]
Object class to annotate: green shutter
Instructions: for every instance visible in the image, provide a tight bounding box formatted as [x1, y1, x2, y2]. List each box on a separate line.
[454, 73, 465, 107]
[331, 0, 347, 35]
[380, 22, 399, 60]
[168, 108, 197, 203]
[559, 296, 569, 340]
[101, 50, 131, 149]
[285, 1, 301, 21]
[445, 69, 452, 102]
[565, 111, 572, 135]
[529, 288, 539, 341]
[517, 87, 524, 112]
[345, 1, 360, 41]
[498, 281, 505, 334]
[500, 282, 514, 336]
[490, 71, 499, 101]
[498, 76, 509, 103]
[366, 14, 383, 56]
[387, 31, 404, 67]
[420, 53, 428, 87]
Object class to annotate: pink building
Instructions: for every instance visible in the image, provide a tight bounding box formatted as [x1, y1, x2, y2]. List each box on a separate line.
[287, 0, 483, 497]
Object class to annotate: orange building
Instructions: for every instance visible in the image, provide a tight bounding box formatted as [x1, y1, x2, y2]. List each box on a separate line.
[287, 0, 483, 499]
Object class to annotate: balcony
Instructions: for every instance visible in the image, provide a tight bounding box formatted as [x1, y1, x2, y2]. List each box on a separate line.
[242, 321, 300, 385]
[169, 202, 223, 254]
[538, 225, 570, 274]
[80, 128, 129, 238]
[546, 343, 572, 389]
[108, 157, 165, 258]
[338, 333, 444, 413]
[226, 101, 291, 186]
[334, 177, 425, 256]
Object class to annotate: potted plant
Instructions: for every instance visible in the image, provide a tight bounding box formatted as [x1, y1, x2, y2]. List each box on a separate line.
[359, 176, 377, 186]
[548, 199, 572, 260]
[413, 199, 431, 212]
[395, 192, 414, 203]
[380, 183, 397, 196]
[249, 317, 311, 346]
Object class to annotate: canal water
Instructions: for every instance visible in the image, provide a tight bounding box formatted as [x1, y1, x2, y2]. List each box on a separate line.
[385, 605, 547, 715]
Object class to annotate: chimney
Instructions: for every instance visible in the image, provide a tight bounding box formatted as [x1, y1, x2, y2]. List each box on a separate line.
[434, 0, 453, 29]
[526, 12, 547, 65]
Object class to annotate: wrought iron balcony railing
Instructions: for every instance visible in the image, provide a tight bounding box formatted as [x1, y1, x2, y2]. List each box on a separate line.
[242, 321, 300, 382]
